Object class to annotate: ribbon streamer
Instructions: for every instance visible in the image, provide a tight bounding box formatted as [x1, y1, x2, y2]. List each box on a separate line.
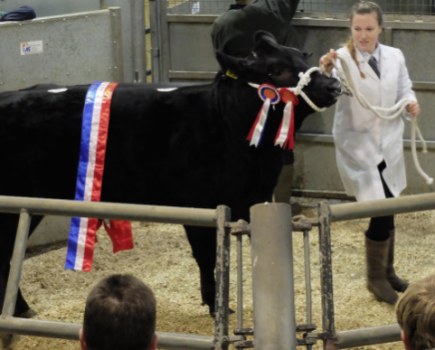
[65, 81, 133, 272]
[246, 84, 280, 147]
[275, 88, 299, 149]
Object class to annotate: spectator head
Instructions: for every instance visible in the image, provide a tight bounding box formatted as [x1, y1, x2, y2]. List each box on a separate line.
[396, 275, 435, 350]
[80, 274, 157, 350]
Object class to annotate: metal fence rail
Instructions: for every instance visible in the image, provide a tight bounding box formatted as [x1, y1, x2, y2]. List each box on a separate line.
[330, 191, 435, 222]
[0, 196, 234, 350]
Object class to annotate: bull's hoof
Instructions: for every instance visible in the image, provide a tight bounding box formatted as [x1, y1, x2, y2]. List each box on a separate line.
[18, 309, 37, 319]
[0, 333, 14, 350]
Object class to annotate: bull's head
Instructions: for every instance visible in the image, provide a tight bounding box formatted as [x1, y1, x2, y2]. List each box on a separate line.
[216, 31, 342, 117]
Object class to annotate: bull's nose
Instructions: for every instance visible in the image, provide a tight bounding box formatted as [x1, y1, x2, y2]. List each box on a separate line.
[327, 79, 343, 96]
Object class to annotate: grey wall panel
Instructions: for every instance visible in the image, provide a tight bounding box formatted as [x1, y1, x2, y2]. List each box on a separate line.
[293, 141, 344, 191]
[293, 139, 435, 194]
[169, 23, 219, 71]
[168, 0, 233, 15]
[0, 0, 99, 16]
[403, 90, 434, 139]
[393, 30, 435, 81]
[0, 10, 122, 92]
[298, 108, 335, 134]
[2, 0, 143, 83]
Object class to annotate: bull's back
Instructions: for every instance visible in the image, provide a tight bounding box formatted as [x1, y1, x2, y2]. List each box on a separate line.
[0, 83, 225, 208]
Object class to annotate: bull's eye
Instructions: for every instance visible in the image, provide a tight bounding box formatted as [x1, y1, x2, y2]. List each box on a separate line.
[269, 70, 283, 77]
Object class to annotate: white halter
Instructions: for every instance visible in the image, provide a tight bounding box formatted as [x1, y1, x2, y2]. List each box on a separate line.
[248, 67, 327, 113]
[323, 53, 433, 185]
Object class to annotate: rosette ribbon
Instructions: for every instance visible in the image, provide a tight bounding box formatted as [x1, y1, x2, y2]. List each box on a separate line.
[274, 88, 299, 149]
[246, 84, 280, 147]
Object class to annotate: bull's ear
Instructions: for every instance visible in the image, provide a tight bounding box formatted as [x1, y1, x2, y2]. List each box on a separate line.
[216, 51, 248, 75]
[252, 31, 279, 56]
[303, 52, 313, 61]
[253, 31, 277, 44]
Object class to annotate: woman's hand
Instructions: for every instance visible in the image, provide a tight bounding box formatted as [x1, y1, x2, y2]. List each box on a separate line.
[319, 49, 338, 75]
[407, 102, 420, 117]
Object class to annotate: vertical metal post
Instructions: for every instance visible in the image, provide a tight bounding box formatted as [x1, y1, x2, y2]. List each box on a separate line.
[108, 7, 124, 83]
[2, 210, 31, 316]
[236, 234, 243, 329]
[384, 27, 393, 47]
[214, 206, 231, 350]
[130, 0, 147, 83]
[303, 229, 313, 350]
[318, 201, 335, 349]
[159, 0, 170, 82]
[149, 0, 161, 82]
[99, 0, 107, 9]
[250, 203, 297, 350]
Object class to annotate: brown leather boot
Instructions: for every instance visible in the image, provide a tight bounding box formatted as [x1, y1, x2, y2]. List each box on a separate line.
[366, 237, 398, 305]
[386, 229, 409, 292]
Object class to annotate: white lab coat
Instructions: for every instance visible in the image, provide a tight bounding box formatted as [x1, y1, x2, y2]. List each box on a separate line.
[332, 44, 417, 202]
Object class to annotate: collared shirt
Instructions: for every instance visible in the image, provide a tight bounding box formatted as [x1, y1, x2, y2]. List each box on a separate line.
[358, 43, 381, 72]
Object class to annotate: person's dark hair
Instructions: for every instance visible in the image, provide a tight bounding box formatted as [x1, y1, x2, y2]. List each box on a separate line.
[83, 274, 156, 350]
[344, 1, 383, 78]
[396, 275, 435, 350]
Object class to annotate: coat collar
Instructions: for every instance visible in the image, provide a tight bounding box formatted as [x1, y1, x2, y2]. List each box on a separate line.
[354, 44, 381, 82]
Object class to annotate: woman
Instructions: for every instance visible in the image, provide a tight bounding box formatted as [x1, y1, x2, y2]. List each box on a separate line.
[320, 1, 420, 305]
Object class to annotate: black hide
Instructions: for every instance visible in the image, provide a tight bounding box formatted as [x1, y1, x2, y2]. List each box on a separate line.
[0, 32, 340, 316]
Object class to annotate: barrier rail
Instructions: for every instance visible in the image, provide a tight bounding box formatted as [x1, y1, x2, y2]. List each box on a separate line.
[0, 196, 235, 350]
[1, 193, 433, 349]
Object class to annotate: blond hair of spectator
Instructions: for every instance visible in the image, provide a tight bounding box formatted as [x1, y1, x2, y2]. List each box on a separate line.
[396, 275, 435, 350]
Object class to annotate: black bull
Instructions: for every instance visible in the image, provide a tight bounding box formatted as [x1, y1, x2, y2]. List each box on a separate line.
[0, 32, 341, 316]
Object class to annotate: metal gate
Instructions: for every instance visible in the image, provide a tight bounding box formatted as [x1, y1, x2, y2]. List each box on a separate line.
[0, 0, 148, 91]
[148, 0, 435, 196]
[2, 193, 435, 349]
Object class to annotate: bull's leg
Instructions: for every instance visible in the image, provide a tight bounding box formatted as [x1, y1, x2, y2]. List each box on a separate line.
[0, 214, 43, 316]
[184, 225, 217, 316]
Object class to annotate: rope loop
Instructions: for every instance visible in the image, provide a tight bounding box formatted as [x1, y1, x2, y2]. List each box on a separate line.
[248, 66, 327, 113]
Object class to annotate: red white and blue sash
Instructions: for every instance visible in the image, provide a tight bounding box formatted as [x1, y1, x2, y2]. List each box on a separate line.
[65, 81, 132, 272]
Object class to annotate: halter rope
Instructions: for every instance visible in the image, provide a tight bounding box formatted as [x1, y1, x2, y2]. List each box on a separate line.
[321, 53, 433, 185]
[248, 67, 327, 113]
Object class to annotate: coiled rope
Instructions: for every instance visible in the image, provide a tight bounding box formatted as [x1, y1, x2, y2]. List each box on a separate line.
[248, 67, 327, 113]
[323, 53, 433, 185]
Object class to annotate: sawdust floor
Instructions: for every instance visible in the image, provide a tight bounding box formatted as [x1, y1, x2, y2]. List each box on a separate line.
[9, 198, 435, 350]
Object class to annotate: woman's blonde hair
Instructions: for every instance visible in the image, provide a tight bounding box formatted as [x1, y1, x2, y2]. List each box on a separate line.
[396, 275, 435, 350]
[344, 1, 383, 78]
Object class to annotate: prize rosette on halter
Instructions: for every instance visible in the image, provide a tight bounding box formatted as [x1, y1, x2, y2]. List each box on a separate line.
[65, 81, 133, 272]
[246, 84, 280, 147]
[274, 88, 299, 150]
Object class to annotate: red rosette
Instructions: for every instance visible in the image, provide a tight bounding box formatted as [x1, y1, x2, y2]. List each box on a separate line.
[279, 88, 299, 106]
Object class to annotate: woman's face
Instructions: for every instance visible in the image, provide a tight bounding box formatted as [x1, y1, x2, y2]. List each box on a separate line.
[351, 13, 382, 54]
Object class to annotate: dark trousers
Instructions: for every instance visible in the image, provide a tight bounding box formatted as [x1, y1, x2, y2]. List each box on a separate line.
[365, 161, 395, 242]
